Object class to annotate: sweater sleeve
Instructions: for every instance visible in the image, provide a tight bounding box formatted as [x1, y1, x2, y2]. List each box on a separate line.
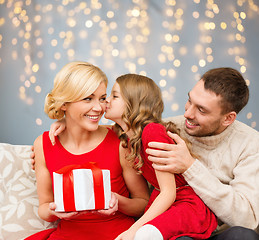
[183, 140, 259, 229]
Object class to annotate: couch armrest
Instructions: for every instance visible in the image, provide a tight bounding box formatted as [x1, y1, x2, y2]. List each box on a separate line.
[0, 143, 56, 240]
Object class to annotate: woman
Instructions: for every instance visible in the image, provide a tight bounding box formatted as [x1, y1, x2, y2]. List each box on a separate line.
[25, 63, 149, 240]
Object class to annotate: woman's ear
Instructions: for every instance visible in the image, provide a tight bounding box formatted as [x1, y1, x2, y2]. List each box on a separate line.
[222, 111, 236, 127]
[60, 103, 67, 111]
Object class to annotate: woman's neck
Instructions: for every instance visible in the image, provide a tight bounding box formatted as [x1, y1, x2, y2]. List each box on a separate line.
[59, 125, 107, 154]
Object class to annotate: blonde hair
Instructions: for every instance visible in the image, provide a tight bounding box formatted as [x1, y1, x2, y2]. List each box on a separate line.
[44, 61, 108, 119]
[112, 74, 185, 171]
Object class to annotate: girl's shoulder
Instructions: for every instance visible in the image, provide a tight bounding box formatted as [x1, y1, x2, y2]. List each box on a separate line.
[143, 122, 165, 133]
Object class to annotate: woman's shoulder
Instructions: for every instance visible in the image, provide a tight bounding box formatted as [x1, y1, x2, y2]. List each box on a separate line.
[33, 133, 44, 148]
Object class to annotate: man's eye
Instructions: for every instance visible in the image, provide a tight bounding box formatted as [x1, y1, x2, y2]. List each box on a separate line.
[198, 108, 205, 113]
[100, 97, 106, 102]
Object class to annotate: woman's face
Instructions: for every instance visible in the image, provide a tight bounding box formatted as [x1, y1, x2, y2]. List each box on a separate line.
[62, 82, 107, 132]
[105, 82, 126, 127]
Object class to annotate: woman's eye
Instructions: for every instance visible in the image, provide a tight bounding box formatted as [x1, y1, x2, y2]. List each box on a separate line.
[83, 97, 91, 101]
[100, 97, 106, 102]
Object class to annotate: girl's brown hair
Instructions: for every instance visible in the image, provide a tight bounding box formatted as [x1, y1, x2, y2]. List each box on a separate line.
[113, 74, 192, 171]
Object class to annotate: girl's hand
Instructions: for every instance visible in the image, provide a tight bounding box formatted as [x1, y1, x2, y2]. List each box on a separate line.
[115, 229, 135, 240]
[49, 119, 66, 145]
[30, 145, 36, 170]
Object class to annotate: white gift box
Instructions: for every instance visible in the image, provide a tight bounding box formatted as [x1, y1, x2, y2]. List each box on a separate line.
[53, 168, 111, 212]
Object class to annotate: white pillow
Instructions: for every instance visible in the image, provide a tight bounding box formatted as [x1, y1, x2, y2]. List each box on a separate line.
[0, 143, 56, 240]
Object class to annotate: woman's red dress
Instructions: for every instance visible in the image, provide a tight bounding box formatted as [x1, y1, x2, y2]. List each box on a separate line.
[25, 129, 134, 240]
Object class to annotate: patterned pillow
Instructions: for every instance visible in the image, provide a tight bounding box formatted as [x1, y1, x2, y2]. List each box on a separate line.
[0, 143, 56, 240]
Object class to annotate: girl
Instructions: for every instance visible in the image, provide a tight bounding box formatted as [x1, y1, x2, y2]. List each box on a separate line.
[106, 74, 217, 240]
[26, 63, 149, 240]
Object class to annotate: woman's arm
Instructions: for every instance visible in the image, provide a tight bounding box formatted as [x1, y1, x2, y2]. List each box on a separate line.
[117, 145, 150, 217]
[34, 135, 78, 222]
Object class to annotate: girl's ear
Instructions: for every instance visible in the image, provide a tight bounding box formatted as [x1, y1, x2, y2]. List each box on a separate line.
[222, 111, 236, 127]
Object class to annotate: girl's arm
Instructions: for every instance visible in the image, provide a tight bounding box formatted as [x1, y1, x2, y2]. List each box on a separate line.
[34, 135, 78, 222]
[48, 119, 113, 145]
[117, 168, 176, 239]
[116, 145, 150, 217]
[116, 123, 177, 239]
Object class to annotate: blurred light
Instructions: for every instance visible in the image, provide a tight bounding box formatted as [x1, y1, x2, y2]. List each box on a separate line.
[220, 22, 227, 29]
[247, 112, 252, 119]
[35, 86, 41, 93]
[36, 118, 42, 125]
[160, 69, 167, 76]
[32, 64, 39, 73]
[191, 65, 198, 73]
[107, 11, 114, 18]
[171, 103, 179, 111]
[159, 79, 167, 87]
[192, 11, 199, 19]
[85, 20, 93, 28]
[240, 65, 246, 73]
[199, 59, 206, 67]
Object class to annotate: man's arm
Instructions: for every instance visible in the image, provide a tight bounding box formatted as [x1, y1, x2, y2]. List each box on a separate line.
[146, 131, 259, 229]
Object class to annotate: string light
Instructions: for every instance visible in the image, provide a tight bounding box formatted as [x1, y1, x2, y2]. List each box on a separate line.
[0, 0, 258, 129]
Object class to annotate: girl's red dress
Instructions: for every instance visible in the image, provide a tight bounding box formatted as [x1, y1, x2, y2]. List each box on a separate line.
[140, 123, 218, 240]
[25, 128, 134, 240]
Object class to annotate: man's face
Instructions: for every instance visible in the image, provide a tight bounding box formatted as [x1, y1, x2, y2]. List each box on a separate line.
[184, 80, 228, 137]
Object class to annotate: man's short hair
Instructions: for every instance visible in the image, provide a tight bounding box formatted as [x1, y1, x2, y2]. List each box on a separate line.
[201, 67, 249, 114]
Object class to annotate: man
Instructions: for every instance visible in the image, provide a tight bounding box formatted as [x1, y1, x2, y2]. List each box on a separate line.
[146, 67, 259, 239]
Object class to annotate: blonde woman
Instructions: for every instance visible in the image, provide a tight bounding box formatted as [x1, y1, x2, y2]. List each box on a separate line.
[25, 63, 149, 240]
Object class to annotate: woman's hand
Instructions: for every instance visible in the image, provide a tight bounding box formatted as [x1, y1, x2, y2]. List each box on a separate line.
[48, 202, 79, 220]
[95, 192, 118, 216]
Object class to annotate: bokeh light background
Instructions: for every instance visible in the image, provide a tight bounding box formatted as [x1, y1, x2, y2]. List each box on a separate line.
[0, 0, 258, 145]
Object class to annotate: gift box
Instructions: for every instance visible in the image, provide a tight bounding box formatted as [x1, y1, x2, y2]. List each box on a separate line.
[53, 162, 111, 212]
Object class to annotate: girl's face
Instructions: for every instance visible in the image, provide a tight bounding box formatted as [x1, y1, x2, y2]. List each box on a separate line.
[105, 82, 126, 127]
[62, 82, 107, 132]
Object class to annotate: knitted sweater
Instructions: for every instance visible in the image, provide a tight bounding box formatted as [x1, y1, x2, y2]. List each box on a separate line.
[166, 115, 259, 231]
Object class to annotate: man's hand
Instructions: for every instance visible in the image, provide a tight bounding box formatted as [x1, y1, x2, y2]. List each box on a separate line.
[146, 132, 195, 174]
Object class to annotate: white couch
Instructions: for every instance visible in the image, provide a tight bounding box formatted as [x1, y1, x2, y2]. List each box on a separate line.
[1, 143, 258, 239]
[0, 143, 56, 240]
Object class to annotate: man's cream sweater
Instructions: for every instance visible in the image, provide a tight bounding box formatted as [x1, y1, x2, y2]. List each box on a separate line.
[167, 115, 259, 232]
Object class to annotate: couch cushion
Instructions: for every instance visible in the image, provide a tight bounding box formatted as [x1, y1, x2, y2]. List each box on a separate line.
[0, 143, 56, 240]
